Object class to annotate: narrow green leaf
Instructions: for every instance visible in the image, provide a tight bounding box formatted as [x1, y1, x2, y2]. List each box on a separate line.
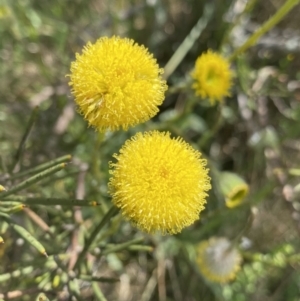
[101, 237, 144, 255]
[1, 163, 66, 198]
[10, 155, 72, 180]
[92, 282, 108, 301]
[229, 0, 300, 61]
[1, 197, 101, 207]
[0, 204, 26, 214]
[163, 3, 214, 79]
[11, 106, 39, 172]
[0, 213, 48, 257]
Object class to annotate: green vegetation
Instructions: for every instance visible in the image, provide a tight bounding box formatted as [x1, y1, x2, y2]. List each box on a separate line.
[1, 0, 300, 300]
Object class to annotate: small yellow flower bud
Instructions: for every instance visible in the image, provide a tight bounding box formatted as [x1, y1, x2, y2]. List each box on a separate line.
[217, 171, 249, 208]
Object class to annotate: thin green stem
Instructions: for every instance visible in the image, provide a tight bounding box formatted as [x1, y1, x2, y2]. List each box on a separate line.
[74, 206, 119, 270]
[101, 237, 144, 256]
[163, 3, 214, 80]
[1, 197, 101, 207]
[229, 0, 300, 61]
[220, 0, 258, 48]
[92, 132, 105, 183]
[9, 155, 72, 180]
[197, 103, 224, 148]
[92, 282, 108, 301]
[0, 163, 66, 198]
[10, 106, 39, 172]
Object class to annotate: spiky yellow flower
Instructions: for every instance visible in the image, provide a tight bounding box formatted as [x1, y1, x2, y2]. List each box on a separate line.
[69, 36, 167, 131]
[108, 131, 211, 234]
[191, 50, 233, 104]
[197, 237, 242, 283]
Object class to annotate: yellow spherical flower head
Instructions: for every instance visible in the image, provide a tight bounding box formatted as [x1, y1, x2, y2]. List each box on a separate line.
[69, 36, 167, 131]
[108, 131, 211, 234]
[191, 50, 233, 104]
[197, 237, 242, 283]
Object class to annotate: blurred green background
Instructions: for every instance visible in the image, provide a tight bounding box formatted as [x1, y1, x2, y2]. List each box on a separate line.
[1, 0, 300, 300]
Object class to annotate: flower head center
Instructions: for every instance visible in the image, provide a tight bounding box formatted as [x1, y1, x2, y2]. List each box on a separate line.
[206, 67, 220, 85]
[159, 166, 170, 179]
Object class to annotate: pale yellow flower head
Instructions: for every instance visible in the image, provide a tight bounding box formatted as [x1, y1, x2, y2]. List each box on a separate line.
[191, 50, 233, 104]
[197, 237, 242, 283]
[108, 131, 211, 234]
[69, 36, 167, 131]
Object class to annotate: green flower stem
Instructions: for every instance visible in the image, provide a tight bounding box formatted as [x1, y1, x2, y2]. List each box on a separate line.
[92, 282, 108, 301]
[220, 0, 258, 48]
[90, 214, 123, 250]
[231, 209, 253, 247]
[85, 258, 109, 301]
[1, 197, 101, 207]
[197, 103, 224, 148]
[78, 274, 119, 283]
[10, 106, 39, 172]
[101, 237, 144, 256]
[229, 0, 300, 61]
[0, 163, 66, 198]
[92, 132, 105, 183]
[97, 243, 153, 253]
[0, 212, 47, 257]
[74, 206, 119, 270]
[166, 82, 189, 95]
[9, 154, 72, 180]
[163, 3, 214, 80]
